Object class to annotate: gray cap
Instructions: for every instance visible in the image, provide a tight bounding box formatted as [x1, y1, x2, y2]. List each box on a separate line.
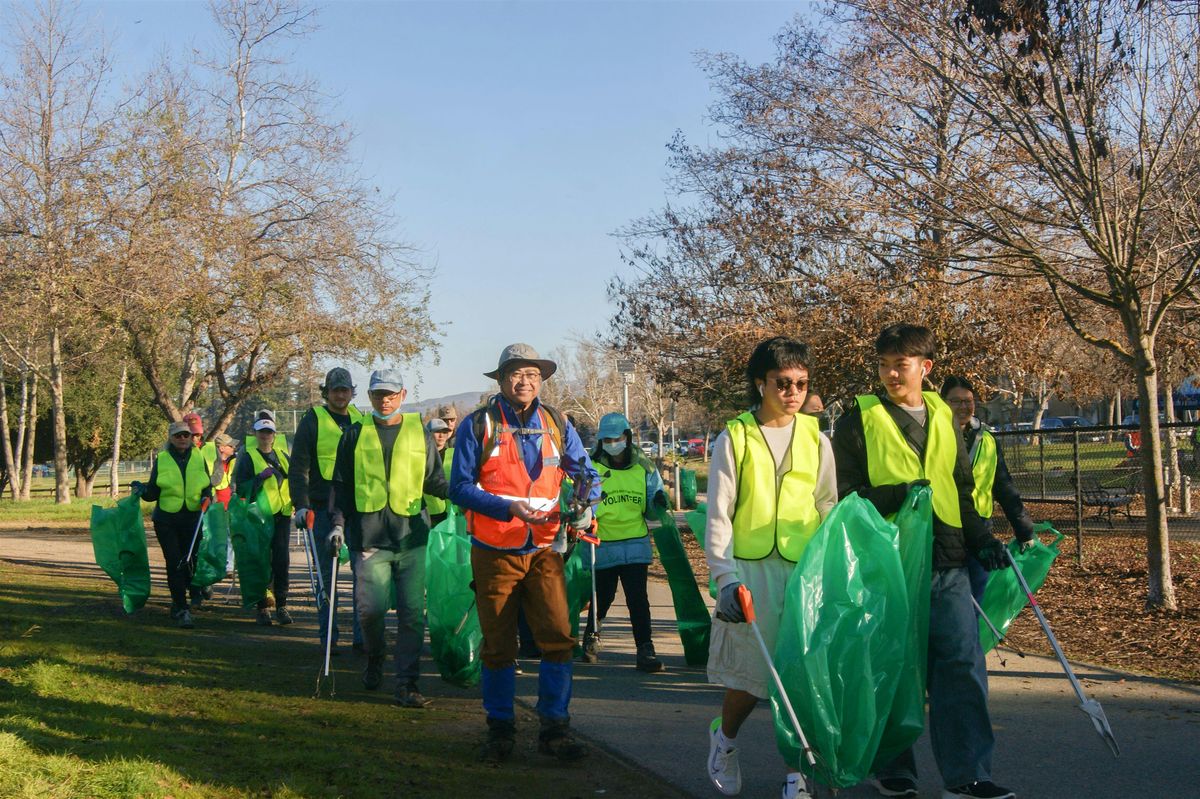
[425, 418, 450, 433]
[369, 369, 405, 394]
[214, 433, 237, 448]
[168, 421, 191, 437]
[255, 408, 276, 423]
[483, 343, 557, 381]
[321, 367, 355, 392]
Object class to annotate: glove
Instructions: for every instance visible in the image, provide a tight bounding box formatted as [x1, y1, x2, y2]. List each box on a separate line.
[129, 480, 145, 497]
[292, 507, 310, 529]
[570, 506, 594, 531]
[328, 525, 345, 553]
[257, 467, 277, 481]
[906, 479, 931, 492]
[715, 582, 746, 623]
[976, 539, 1010, 571]
[652, 491, 669, 511]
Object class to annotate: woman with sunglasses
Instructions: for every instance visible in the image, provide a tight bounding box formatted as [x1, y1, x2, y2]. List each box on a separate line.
[131, 419, 216, 629]
[704, 337, 838, 799]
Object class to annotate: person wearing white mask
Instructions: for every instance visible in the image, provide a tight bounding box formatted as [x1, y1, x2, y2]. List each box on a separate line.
[579, 412, 668, 672]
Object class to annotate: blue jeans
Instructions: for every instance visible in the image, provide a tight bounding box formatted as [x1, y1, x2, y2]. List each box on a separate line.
[311, 509, 362, 647]
[354, 542, 427, 688]
[875, 567, 995, 788]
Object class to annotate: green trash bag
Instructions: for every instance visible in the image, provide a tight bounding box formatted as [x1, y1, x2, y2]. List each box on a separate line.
[190, 503, 230, 590]
[771, 492, 915, 787]
[679, 468, 698, 509]
[873, 486, 934, 768]
[90, 494, 151, 614]
[229, 494, 274, 608]
[425, 509, 481, 687]
[649, 506, 711, 666]
[684, 502, 718, 599]
[978, 523, 1063, 653]
[564, 542, 593, 653]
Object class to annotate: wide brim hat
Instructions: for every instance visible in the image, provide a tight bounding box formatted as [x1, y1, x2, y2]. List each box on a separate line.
[483, 343, 557, 381]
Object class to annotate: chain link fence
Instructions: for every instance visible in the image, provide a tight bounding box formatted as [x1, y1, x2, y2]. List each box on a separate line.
[989, 421, 1199, 542]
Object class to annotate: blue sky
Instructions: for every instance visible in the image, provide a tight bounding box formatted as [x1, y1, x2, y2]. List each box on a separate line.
[91, 0, 806, 400]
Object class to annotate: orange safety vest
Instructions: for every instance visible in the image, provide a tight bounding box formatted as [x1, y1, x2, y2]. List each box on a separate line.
[467, 407, 564, 549]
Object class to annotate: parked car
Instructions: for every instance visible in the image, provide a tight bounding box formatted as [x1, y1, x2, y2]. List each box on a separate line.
[639, 441, 657, 457]
[686, 438, 705, 456]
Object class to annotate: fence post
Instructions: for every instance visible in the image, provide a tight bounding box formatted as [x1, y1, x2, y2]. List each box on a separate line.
[1039, 433, 1046, 498]
[1073, 430, 1083, 567]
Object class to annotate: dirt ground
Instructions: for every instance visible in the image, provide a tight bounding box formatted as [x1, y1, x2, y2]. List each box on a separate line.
[663, 514, 1200, 682]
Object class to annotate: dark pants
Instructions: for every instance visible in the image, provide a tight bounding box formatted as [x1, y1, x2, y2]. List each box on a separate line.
[154, 511, 202, 610]
[354, 542, 426, 687]
[472, 546, 574, 668]
[584, 562, 653, 646]
[257, 513, 291, 610]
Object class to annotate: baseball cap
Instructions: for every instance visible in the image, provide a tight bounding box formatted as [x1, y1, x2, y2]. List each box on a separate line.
[369, 369, 405, 394]
[182, 412, 204, 435]
[253, 418, 277, 432]
[168, 421, 191, 437]
[425, 418, 450, 433]
[322, 367, 355, 392]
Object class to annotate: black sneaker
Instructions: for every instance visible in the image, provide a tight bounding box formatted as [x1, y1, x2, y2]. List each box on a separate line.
[480, 719, 515, 763]
[362, 657, 384, 690]
[394, 683, 431, 708]
[538, 722, 588, 762]
[580, 633, 599, 664]
[942, 781, 1015, 799]
[275, 607, 293, 625]
[872, 777, 919, 798]
[635, 643, 665, 673]
[176, 609, 194, 629]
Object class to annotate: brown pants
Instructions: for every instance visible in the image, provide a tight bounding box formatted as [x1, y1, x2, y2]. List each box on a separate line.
[471, 546, 574, 668]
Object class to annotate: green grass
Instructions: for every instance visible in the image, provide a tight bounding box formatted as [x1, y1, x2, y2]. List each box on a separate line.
[0, 474, 152, 527]
[0, 563, 680, 799]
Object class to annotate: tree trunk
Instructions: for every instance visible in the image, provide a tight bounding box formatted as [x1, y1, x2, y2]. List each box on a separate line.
[48, 327, 70, 504]
[1164, 372, 1179, 509]
[110, 362, 128, 499]
[21, 377, 38, 500]
[0, 362, 18, 500]
[13, 366, 29, 499]
[1133, 362, 1177, 610]
[75, 468, 93, 498]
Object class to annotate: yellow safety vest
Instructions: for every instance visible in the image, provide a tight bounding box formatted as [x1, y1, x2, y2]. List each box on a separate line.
[245, 432, 288, 452]
[155, 447, 209, 513]
[354, 414, 425, 516]
[313, 405, 362, 481]
[248, 445, 292, 516]
[728, 411, 822, 562]
[971, 428, 998, 519]
[596, 461, 649, 542]
[857, 393, 962, 526]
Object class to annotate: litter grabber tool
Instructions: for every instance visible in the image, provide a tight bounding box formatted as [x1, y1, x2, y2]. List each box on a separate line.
[1005, 547, 1119, 757]
[314, 548, 340, 698]
[971, 594, 1026, 667]
[726, 584, 819, 793]
[180, 497, 212, 571]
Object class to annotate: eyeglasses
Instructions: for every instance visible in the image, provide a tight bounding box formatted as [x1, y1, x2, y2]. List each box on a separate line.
[769, 377, 809, 394]
[946, 398, 975, 407]
[506, 369, 542, 382]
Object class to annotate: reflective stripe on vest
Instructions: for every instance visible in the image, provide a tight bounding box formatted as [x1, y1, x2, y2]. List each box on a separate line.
[354, 414, 425, 516]
[596, 462, 648, 542]
[156, 448, 209, 513]
[468, 408, 563, 548]
[971, 428, 998, 519]
[248, 445, 292, 516]
[728, 411, 821, 562]
[857, 393, 962, 526]
[313, 405, 362, 481]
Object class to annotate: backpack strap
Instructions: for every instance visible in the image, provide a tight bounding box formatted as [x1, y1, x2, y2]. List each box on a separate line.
[471, 396, 568, 476]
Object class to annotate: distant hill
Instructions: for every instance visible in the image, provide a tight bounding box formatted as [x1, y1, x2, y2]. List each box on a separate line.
[402, 390, 490, 417]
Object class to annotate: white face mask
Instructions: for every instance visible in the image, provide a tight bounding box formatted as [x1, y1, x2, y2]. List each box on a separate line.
[602, 440, 627, 457]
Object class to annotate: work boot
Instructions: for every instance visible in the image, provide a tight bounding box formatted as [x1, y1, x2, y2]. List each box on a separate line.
[635, 642, 664, 673]
[256, 608, 273, 626]
[275, 606, 293, 625]
[480, 718, 516, 763]
[580, 633, 599, 664]
[538, 721, 587, 762]
[394, 683, 431, 708]
[362, 656, 384, 690]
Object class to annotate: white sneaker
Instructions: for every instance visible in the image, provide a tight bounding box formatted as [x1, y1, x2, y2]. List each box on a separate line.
[707, 717, 742, 796]
[781, 773, 812, 799]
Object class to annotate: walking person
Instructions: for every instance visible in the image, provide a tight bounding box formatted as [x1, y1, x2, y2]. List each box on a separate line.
[201, 433, 238, 508]
[131, 420, 215, 629]
[236, 414, 294, 626]
[579, 411, 668, 673]
[330, 369, 448, 707]
[940, 376, 1036, 605]
[832, 324, 1015, 799]
[424, 417, 453, 529]
[704, 337, 837, 799]
[449, 343, 600, 764]
[288, 367, 364, 653]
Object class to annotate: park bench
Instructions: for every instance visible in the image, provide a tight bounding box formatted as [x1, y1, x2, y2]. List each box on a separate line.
[1078, 469, 1141, 527]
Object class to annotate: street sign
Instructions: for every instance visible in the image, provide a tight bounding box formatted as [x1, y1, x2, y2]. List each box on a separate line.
[616, 359, 636, 374]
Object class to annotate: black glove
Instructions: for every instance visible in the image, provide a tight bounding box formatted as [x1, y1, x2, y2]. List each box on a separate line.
[976, 539, 1010, 571]
[906, 479, 931, 492]
[129, 481, 145, 497]
[652, 491, 668, 511]
[716, 582, 746, 623]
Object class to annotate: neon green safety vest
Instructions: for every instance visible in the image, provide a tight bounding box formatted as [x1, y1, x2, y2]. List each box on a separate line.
[313, 405, 362, 481]
[971, 428, 998, 519]
[857, 392, 962, 527]
[596, 461, 649, 542]
[425, 447, 453, 516]
[248, 444, 292, 516]
[728, 411, 822, 562]
[155, 447, 209, 513]
[354, 414, 425, 516]
[245, 433, 288, 452]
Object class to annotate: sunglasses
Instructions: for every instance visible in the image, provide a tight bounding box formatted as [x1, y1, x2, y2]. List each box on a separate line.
[769, 377, 809, 393]
[171, 431, 192, 438]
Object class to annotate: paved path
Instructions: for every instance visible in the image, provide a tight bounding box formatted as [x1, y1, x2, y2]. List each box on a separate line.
[4, 526, 1198, 798]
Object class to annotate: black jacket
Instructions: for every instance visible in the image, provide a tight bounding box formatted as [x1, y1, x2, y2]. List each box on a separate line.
[832, 394, 994, 569]
[288, 406, 357, 511]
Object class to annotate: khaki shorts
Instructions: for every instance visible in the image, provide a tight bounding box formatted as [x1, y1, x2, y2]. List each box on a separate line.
[706, 554, 794, 699]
